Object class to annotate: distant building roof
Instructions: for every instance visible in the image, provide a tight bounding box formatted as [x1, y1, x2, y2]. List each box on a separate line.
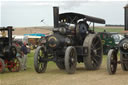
[24, 33, 45, 37]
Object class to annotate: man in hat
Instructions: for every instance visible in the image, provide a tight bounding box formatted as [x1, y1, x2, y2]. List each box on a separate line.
[21, 42, 28, 70]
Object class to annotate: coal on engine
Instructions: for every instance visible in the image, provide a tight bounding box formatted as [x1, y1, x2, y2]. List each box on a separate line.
[34, 7, 105, 74]
[0, 26, 21, 73]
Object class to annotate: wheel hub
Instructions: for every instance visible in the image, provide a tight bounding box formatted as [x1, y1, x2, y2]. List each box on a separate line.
[93, 49, 97, 55]
[71, 58, 74, 62]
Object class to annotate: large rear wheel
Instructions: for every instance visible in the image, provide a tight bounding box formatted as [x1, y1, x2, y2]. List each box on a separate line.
[65, 46, 77, 74]
[34, 46, 47, 73]
[107, 49, 117, 75]
[83, 34, 102, 70]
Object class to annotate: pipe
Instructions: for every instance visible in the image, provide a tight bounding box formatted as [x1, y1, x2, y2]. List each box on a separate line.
[124, 4, 128, 30]
[53, 7, 59, 28]
[7, 26, 13, 46]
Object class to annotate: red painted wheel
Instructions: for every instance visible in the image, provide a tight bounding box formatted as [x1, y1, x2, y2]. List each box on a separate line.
[8, 58, 21, 72]
[0, 58, 5, 73]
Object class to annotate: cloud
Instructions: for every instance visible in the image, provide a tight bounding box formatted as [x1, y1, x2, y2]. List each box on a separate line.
[55, 0, 89, 10]
[2, 0, 128, 1]
[2, 0, 127, 10]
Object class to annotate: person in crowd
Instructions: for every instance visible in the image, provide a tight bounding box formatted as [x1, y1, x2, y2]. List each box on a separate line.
[21, 42, 28, 70]
[13, 41, 23, 70]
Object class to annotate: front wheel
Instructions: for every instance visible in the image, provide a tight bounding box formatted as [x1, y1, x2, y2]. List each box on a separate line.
[34, 46, 47, 73]
[107, 49, 117, 75]
[65, 46, 77, 74]
[0, 58, 5, 73]
[8, 57, 21, 72]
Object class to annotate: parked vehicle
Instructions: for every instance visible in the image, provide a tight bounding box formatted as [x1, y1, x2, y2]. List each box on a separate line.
[0, 26, 21, 73]
[34, 7, 105, 74]
[107, 4, 128, 75]
[99, 32, 124, 55]
[107, 33, 128, 74]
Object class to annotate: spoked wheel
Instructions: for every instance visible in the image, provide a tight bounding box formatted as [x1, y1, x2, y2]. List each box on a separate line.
[34, 46, 47, 73]
[65, 46, 77, 74]
[83, 34, 102, 70]
[0, 58, 5, 73]
[56, 57, 65, 70]
[8, 57, 21, 72]
[107, 49, 117, 75]
[10, 45, 17, 57]
[120, 53, 128, 71]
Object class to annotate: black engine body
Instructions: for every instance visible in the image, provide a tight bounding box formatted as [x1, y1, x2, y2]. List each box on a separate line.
[34, 7, 105, 74]
[0, 26, 17, 60]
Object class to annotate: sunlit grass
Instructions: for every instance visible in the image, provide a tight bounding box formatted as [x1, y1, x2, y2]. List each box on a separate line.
[27, 51, 35, 71]
[94, 27, 123, 33]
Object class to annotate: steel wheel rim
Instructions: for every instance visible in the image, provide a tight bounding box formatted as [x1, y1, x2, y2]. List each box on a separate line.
[69, 48, 76, 69]
[110, 52, 117, 73]
[91, 36, 102, 67]
[37, 48, 46, 71]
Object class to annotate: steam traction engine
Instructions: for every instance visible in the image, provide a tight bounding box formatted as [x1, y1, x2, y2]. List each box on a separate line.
[107, 4, 128, 75]
[0, 26, 20, 73]
[107, 34, 128, 74]
[34, 7, 105, 74]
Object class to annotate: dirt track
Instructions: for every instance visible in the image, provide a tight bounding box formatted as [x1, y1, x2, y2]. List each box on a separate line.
[1, 59, 128, 85]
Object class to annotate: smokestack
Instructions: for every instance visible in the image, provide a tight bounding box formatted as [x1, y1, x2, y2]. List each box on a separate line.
[7, 26, 13, 46]
[124, 4, 128, 30]
[53, 7, 59, 28]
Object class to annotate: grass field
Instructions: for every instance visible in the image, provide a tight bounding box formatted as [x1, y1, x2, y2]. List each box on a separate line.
[0, 27, 128, 85]
[95, 27, 124, 33]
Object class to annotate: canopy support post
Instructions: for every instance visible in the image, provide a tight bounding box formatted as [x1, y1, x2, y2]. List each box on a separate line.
[93, 23, 95, 32]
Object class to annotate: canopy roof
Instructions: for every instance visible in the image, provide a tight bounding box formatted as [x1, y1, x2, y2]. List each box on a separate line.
[124, 4, 128, 8]
[59, 12, 105, 24]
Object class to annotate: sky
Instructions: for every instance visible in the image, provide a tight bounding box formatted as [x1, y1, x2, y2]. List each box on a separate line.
[0, 0, 128, 27]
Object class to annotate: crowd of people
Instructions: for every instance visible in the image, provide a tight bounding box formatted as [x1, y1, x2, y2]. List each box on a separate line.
[14, 41, 29, 70]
